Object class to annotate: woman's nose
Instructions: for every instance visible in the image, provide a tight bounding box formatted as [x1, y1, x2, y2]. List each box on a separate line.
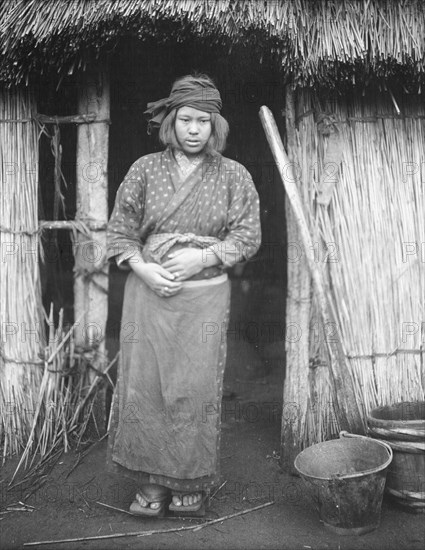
[188, 122, 199, 134]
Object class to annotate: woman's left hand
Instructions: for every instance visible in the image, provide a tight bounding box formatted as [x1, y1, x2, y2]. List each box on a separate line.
[161, 248, 205, 281]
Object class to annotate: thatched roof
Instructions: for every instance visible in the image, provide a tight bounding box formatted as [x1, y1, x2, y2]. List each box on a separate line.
[1, 0, 424, 88]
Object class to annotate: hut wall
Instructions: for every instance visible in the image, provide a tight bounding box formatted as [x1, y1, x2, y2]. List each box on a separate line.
[288, 87, 425, 449]
[0, 87, 45, 455]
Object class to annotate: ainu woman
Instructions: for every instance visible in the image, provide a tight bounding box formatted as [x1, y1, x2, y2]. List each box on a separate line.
[107, 74, 261, 516]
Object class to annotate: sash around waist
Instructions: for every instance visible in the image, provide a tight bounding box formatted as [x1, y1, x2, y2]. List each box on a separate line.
[142, 233, 224, 281]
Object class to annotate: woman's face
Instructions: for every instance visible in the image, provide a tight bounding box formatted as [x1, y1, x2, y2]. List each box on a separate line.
[175, 106, 212, 156]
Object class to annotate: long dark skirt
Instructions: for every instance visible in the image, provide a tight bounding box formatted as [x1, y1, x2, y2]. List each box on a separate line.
[107, 272, 230, 493]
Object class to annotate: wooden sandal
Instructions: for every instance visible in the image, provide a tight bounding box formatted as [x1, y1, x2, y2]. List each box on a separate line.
[129, 483, 170, 517]
[169, 491, 207, 517]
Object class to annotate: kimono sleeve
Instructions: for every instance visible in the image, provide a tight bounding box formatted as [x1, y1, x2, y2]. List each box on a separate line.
[215, 165, 261, 268]
[106, 160, 146, 267]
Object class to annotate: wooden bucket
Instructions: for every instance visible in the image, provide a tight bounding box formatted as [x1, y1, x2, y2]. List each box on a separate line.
[367, 401, 425, 512]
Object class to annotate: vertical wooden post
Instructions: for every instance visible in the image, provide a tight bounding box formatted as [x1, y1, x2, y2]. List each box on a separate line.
[280, 86, 311, 472]
[74, 65, 110, 431]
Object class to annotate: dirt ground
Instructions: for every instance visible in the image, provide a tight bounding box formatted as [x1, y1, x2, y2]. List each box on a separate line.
[1, 278, 424, 550]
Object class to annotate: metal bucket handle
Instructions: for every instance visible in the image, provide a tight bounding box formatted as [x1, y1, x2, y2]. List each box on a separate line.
[337, 431, 393, 477]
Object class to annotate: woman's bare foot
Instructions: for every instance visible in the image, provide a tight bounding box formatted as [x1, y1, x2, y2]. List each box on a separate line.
[171, 492, 202, 507]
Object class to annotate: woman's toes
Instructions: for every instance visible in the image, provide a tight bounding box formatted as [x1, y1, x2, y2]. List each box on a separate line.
[136, 493, 148, 507]
[136, 494, 163, 509]
[173, 492, 203, 507]
[172, 495, 182, 506]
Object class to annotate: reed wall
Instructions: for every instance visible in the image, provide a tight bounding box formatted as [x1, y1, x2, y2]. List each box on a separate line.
[292, 89, 425, 446]
[0, 88, 45, 458]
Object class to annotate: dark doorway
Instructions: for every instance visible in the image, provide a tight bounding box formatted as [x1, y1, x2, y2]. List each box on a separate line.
[106, 37, 288, 387]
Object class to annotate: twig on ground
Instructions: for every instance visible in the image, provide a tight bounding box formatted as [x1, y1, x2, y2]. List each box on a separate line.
[23, 501, 275, 546]
[65, 433, 108, 479]
[18, 501, 34, 508]
[95, 501, 138, 516]
[210, 480, 227, 500]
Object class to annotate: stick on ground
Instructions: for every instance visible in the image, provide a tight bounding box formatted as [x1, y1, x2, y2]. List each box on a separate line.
[23, 501, 275, 546]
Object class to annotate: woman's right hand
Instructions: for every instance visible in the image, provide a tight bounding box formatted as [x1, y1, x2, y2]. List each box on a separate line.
[130, 259, 183, 298]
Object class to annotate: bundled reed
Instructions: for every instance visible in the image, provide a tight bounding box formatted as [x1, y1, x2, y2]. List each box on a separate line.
[10, 305, 115, 481]
[0, 87, 44, 458]
[0, 87, 109, 464]
[294, 89, 425, 446]
[0, 1, 424, 89]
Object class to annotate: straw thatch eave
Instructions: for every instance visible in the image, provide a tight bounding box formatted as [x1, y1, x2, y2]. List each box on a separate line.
[0, 0, 424, 89]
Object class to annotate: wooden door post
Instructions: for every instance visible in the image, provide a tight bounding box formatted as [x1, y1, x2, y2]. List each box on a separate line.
[74, 65, 110, 429]
[281, 87, 311, 472]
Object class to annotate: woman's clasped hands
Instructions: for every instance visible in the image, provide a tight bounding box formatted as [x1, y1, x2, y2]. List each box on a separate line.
[130, 248, 206, 298]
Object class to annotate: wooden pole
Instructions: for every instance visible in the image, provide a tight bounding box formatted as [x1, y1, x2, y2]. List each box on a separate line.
[74, 65, 110, 432]
[278, 87, 312, 472]
[36, 113, 107, 125]
[259, 104, 365, 442]
[39, 220, 107, 232]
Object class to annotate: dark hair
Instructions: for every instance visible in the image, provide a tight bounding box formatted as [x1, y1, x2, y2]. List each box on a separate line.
[158, 74, 229, 154]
